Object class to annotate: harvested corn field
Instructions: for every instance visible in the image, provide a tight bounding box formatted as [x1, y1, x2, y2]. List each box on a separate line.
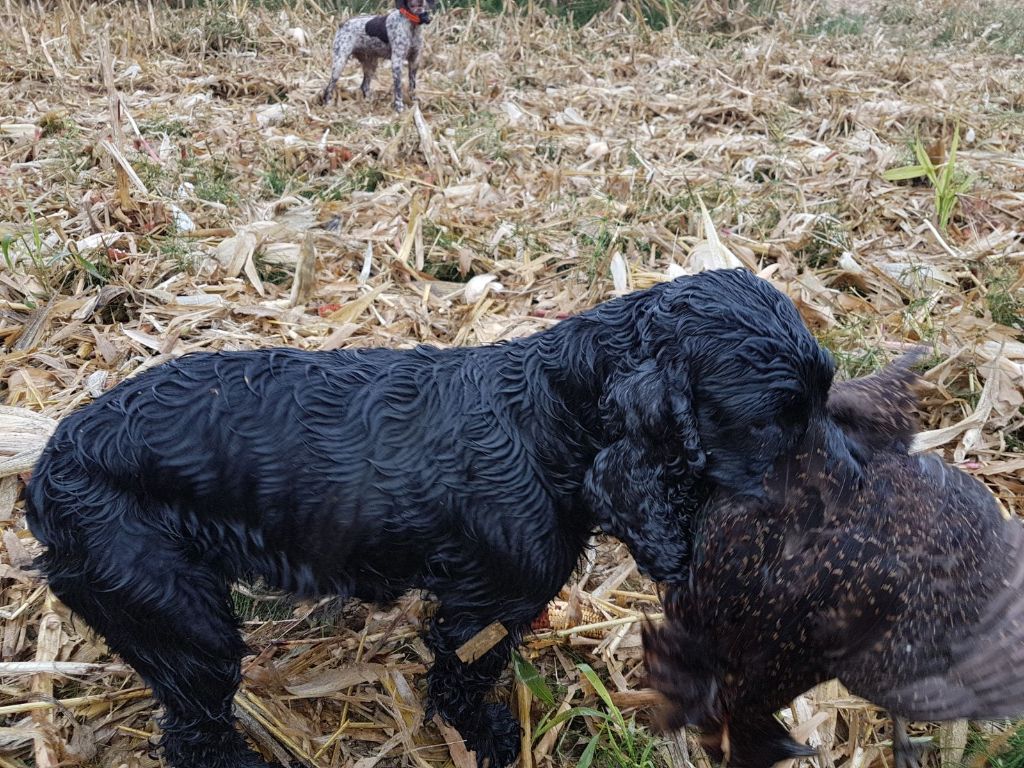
[0, 0, 1022, 767]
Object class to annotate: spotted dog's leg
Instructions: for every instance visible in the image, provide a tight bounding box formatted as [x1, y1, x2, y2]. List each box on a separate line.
[408, 46, 421, 103]
[390, 38, 410, 112]
[359, 56, 378, 99]
[322, 26, 356, 106]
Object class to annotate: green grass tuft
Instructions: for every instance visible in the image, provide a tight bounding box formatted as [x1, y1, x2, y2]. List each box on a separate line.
[232, 588, 295, 623]
[808, 10, 867, 36]
[966, 723, 1024, 768]
[320, 166, 387, 201]
[263, 165, 290, 198]
[253, 250, 293, 286]
[189, 157, 239, 207]
[985, 268, 1024, 333]
[158, 236, 200, 274]
[794, 215, 850, 270]
[139, 117, 191, 138]
[531, 663, 665, 768]
[201, 13, 257, 52]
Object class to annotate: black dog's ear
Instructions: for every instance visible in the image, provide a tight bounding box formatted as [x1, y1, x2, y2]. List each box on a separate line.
[582, 360, 706, 584]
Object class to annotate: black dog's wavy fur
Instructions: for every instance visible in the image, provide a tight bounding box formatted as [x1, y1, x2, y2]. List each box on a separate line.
[26, 269, 838, 768]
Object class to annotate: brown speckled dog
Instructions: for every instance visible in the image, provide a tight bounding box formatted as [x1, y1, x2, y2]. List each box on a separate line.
[644, 351, 1024, 768]
[321, 0, 435, 112]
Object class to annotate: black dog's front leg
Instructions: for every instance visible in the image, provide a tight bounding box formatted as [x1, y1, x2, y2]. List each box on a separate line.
[425, 601, 542, 767]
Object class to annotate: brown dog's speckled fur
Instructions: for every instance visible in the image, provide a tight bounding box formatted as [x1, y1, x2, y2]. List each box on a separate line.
[644, 352, 1024, 768]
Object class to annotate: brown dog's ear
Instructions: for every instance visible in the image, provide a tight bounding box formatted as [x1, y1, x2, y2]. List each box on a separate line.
[827, 348, 928, 452]
[582, 361, 706, 584]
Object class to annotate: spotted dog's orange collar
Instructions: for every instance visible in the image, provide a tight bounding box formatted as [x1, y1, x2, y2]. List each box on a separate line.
[399, 7, 422, 23]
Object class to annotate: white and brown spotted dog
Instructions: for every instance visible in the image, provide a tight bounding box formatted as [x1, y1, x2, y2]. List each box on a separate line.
[321, 0, 436, 112]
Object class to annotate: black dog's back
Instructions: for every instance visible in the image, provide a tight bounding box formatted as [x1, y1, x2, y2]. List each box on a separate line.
[28, 344, 579, 602]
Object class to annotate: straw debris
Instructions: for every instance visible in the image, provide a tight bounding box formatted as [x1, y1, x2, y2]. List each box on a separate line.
[0, 0, 1022, 765]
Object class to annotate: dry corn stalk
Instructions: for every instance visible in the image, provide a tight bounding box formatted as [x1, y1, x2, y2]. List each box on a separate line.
[533, 598, 606, 638]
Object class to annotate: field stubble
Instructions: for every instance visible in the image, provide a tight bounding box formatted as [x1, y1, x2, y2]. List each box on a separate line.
[0, 0, 1022, 766]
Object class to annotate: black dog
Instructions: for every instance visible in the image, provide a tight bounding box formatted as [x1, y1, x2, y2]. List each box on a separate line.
[26, 269, 844, 768]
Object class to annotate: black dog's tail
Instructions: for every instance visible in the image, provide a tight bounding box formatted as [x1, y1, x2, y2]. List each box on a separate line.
[25, 448, 68, 560]
[24, 413, 106, 574]
[0, 406, 57, 579]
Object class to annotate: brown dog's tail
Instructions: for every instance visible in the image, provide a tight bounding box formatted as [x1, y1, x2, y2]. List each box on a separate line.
[826, 347, 928, 452]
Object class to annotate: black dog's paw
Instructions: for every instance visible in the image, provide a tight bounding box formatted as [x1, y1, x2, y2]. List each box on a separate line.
[160, 729, 283, 768]
[468, 703, 522, 768]
[228, 755, 282, 768]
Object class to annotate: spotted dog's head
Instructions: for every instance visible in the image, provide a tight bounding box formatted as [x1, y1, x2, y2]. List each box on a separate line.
[398, 0, 436, 24]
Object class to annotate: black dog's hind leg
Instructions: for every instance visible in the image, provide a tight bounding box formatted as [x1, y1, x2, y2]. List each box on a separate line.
[42, 521, 276, 768]
[426, 597, 547, 768]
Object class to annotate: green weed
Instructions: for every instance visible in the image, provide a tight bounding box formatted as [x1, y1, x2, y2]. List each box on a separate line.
[139, 117, 190, 138]
[319, 166, 387, 201]
[965, 722, 1024, 768]
[514, 654, 557, 708]
[189, 158, 239, 206]
[72, 252, 113, 287]
[253, 250, 292, 286]
[201, 13, 256, 52]
[883, 124, 971, 232]
[929, 6, 1024, 51]
[135, 158, 167, 193]
[819, 316, 888, 379]
[982, 263, 1024, 333]
[232, 588, 294, 623]
[158, 236, 200, 274]
[11, 203, 50, 279]
[424, 259, 469, 282]
[263, 165, 290, 198]
[579, 225, 616, 283]
[1006, 417, 1024, 454]
[55, 134, 93, 181]
[37, 111, 76, 137]
[531, 662, 663, 768]
[422, 222, 472, 281]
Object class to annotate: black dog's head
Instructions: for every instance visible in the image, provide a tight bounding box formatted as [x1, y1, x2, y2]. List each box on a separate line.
[398, 0, 436, 24]
[583, 269, 854, 583]
[655, 268, 840, 497]
[633, 269, 843, 498]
